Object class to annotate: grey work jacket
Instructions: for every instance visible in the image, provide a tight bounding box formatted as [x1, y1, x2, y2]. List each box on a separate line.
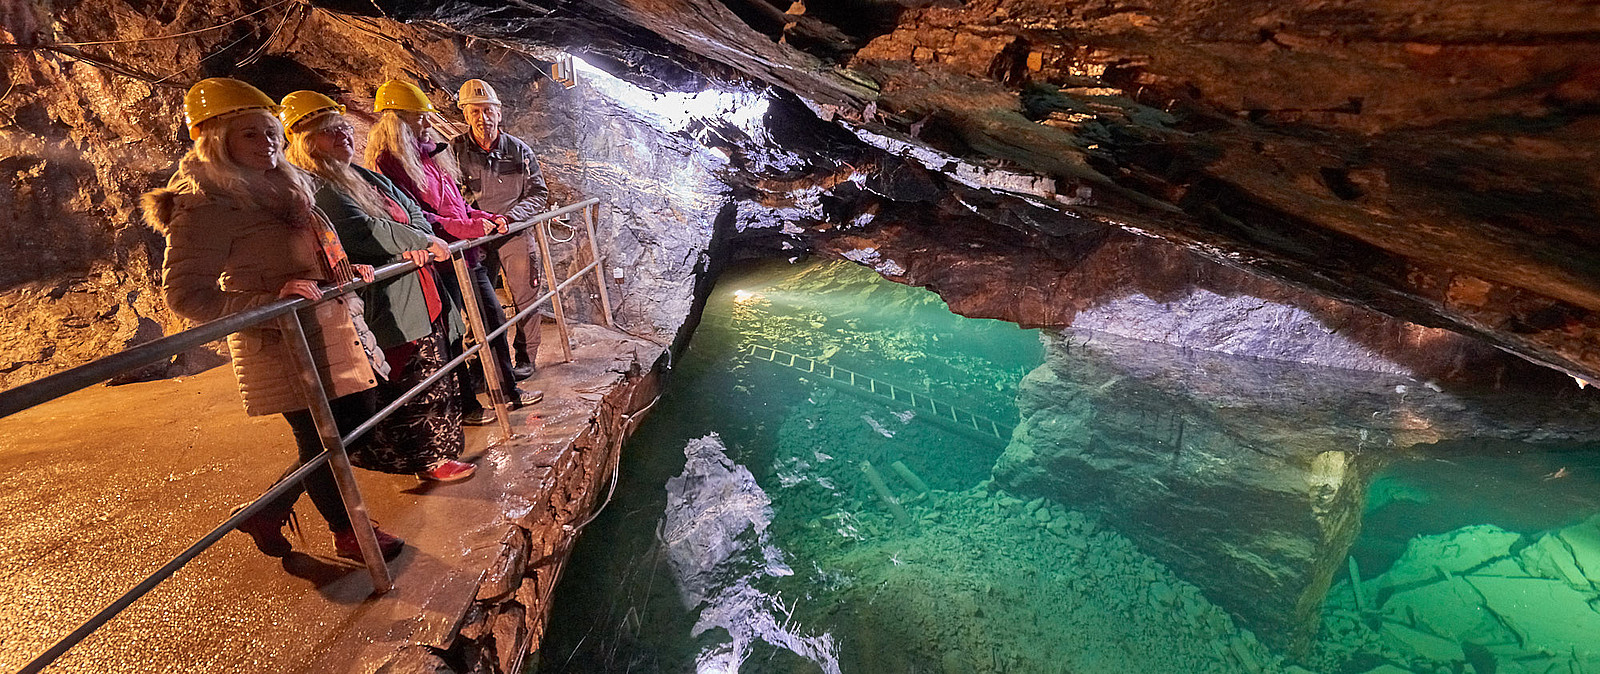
[452, 131, 550, 222]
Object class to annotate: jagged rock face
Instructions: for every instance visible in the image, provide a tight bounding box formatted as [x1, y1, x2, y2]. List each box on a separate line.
[0, 1, 722, 384]
[515, 62, 763, 340]
[815, 214, 1579, 387]
[994, 329, 1600, 652]
[349, 0, 1600, 386]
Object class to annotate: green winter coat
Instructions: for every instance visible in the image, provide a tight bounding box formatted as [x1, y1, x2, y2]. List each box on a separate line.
[314, 165, 464, 348]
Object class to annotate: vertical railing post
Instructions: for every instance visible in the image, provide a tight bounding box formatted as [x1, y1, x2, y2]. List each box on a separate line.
[533, 218, 574, 363]
[451, 254, 514, 437]
[582, 203, 615, 328]
[280, 309, 393, 592]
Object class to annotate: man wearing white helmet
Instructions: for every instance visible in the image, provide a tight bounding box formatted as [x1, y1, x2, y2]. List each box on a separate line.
[453, 78, 550, 381]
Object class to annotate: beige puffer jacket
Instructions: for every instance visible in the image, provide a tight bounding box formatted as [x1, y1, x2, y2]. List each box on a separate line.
[145, 168, 377, 417]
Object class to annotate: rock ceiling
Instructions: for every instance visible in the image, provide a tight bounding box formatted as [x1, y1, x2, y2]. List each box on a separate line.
[345, 0, 1600, 383]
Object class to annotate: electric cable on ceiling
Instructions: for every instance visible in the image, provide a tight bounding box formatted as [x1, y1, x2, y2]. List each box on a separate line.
[46, 0, 296, 47]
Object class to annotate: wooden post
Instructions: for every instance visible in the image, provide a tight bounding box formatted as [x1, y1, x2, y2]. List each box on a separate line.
[533, 219, 574, 362]
[451, 255, 514, 437]
[280, 309, 394, 591]
[582, 204, 615, 328]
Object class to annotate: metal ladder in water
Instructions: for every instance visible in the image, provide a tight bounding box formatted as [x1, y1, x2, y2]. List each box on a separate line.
[744, 343, 1016, 443]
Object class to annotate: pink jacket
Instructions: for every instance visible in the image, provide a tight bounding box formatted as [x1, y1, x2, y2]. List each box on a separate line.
[375, 139, 495, 265]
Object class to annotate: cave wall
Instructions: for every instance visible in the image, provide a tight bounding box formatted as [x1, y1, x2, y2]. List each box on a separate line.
[1, 1, 723, 386]
[507, 59, 755, 343]
[349, 0, 1600, 388]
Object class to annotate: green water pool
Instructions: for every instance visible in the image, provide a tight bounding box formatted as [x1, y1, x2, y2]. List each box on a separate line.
[538, 258, 1600, 674]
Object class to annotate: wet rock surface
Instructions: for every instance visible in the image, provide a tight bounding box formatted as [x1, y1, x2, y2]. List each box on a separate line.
[343, 0, 1600, 386]
[0, 323, 660, 674]
[994, 329, 1600, 652]
[10, 0, 1600, 393]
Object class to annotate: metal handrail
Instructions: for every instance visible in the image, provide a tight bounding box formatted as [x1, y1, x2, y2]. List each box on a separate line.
[7, 196, 610, 674]
[0, 198, 600, 420]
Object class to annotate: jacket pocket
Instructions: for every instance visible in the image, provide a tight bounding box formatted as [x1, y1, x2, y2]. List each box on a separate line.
[231, 327, 281, 358]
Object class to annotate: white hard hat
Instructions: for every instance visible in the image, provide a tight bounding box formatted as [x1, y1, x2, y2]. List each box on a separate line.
[458, 79, 501, 107]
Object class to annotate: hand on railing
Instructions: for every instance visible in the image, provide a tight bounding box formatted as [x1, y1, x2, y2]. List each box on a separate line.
[278, 279, 325, 302]
[400, 249, 432, 267]
[427, 236, 450, 262]
[354, 265, 375, 283]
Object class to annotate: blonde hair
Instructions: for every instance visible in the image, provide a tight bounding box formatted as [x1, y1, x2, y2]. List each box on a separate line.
[363, 109, 462, 196]
[184, 109, 317, 222]
[287, 111, 394, 220]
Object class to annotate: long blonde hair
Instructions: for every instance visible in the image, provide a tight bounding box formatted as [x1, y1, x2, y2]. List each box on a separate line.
[363, 109, 461, 196]
[145, 109, 318, 230]
[287, 111, 393, 220]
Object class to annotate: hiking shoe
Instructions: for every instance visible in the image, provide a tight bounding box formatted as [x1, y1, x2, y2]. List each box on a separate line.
[417, 459, 477, 482]
[512, 363, 537, 381]
[333, 525, 405, 562]
[232, 502, 294, 557]
[510, 388, 543, 408]
[463, 408, 494, 426]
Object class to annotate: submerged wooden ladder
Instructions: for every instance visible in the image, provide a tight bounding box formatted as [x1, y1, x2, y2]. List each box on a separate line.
[744, 343, 1015, 443]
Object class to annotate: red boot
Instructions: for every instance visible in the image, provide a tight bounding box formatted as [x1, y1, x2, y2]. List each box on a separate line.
[333, 525, 405, 562]
[416, 459, 477, 482]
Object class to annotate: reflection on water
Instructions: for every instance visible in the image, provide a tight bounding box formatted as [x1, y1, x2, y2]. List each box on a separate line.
[540, 258, 1600, 674]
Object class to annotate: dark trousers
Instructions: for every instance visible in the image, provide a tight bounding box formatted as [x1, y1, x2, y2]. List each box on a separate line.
[276, 390, 377, 532]
[437, 261, 517, 408]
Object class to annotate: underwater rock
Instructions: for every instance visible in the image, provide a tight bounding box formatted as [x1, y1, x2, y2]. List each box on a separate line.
[661, 435, 842, 673]
[995, 330, 1387, 651]
[1517, 534, 1592, 591]
[1465, 576, 1600, 658]
[1320, 520, 1600, 674]
[995, 328, 1600, 653]
[1378, 577, 1508, 646]
[1382, 525, 1523, 590]
[1378, 622, 1465, 663]
[1527, 514, 1600, 591]
[1151, 582, 1177, 606]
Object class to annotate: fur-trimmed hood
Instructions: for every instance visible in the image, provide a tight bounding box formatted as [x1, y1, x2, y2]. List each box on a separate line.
[140, 155, 206, 234]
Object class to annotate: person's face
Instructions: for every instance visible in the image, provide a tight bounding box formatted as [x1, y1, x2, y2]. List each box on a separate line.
[310, 115, 356, 164]
[464, 103, 502, 142]
[400, 111, 430, 135]
[227, 114, 282, 171]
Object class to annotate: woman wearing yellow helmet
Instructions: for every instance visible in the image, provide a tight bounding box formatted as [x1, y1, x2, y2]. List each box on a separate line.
[143, 78, 404, 562]
[282, 90, 477, 483]
[364, 80, 533, 420]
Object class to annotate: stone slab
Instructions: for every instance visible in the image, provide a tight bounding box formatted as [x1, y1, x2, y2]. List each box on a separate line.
[1465, 575, 1600, 658]
[1380, 576, 1509, 645]
[1556, 514, 1600, 587]
[1379, 621, 1465, 662]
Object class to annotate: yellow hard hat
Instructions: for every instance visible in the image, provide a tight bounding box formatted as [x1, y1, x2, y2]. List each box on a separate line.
[279, 90, 347, 134]
[457, 79, 501, 107]
[374, 79, 436, 113]
[184, 78, 279, 140]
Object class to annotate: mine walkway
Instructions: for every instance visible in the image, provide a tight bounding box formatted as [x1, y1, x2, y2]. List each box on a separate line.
[0, 199, 662, 673]
[0, 321, 661, 673]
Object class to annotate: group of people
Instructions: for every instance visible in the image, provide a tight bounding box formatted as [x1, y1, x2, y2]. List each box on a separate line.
[144, 76, 554, 562]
